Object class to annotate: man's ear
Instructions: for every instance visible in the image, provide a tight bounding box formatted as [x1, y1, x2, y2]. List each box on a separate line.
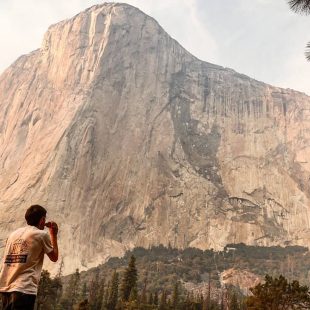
[38, 216, 46, 228]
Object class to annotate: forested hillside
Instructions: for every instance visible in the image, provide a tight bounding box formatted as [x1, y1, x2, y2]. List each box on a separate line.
[33, 244, 310, 309]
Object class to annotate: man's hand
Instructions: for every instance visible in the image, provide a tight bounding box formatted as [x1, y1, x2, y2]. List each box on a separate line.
[45, 221, 58, 236]
[45, 221, 59, 262]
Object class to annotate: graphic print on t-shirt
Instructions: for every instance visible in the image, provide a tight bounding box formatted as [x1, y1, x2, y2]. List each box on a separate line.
[5, 239, 29, 264]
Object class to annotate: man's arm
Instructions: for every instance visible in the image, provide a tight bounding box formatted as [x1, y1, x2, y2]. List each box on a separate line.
[46, 222, 59, 262]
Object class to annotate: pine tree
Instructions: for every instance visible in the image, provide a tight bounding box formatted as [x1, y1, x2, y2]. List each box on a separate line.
[220, 291, 224, 310]
[36, 270, 64, 310]
[127, 286, 138, 309]
[172, 282, 179, 309]
[154, 291, 159, 306]
[182, 292, 192, 310]
[81, 282, 88, 301]
[53, 258, 64, 309]
[202, 296, 208, 310]
[140, 272, 148, 305]
[129, 286, 138, 302]
[96, 279, 105, 310]
[36, 270, 54, 310]
[288, 0, 310, 14]
[198, 293, 204, 307]
[167, 297, 172, 308]
[77, 299, 90, 310]
[159, 290, 167, 310]
[107, 270, 119, 310]
[120, 255, 138, 302]
[148, 292, 154, 305]
[246, 274, 310, 309]
[63, 268, 81, 309]
[207, 272, 211, 310]
[51, 276, 63, 309]
[287, 1, 310, 60]
[89, 272, 100, 309]
[102, 282, 110, 310]
[229, 292, 239, 310]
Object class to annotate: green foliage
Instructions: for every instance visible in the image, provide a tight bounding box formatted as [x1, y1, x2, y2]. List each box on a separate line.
[88, 273, 105, 310]
[288, 0, 310, 14]
[120, 255, 138, 302]
[107, 270, 119, 310]
[96, 279, 105, 310]
[62, 268, 81, 309]
[246, 274, 310, 309]
[81, 282, 88, 301]
[229, 292, 240, 310]
[77, 299, 90, 310]
[148, 292, 154, 305]
[36, 245, 310, 310]
[36, 270, 62, 310]
[140, 272, 148, 305]
[172, 282, 180, 309]
[153, 291, 159, 306]
[128, 286, 138, 302]
[159, 290, 167, 310]
[287, 0, 310, 60]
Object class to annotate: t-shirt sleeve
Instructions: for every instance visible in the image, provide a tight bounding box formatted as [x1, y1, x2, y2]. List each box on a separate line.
[41, 232, 53, 254]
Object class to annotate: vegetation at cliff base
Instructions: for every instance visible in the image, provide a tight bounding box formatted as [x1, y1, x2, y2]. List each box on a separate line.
[29, 244, 310, 309]
[246, 275, 310, 309]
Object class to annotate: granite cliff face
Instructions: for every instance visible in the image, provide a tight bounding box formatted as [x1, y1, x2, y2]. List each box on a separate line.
[1, 3, 310, 273]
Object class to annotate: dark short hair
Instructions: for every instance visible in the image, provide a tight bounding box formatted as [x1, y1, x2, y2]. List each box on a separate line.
[25, 205, 47, 226]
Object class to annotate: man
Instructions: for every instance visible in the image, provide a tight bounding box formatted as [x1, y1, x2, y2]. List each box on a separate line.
[0, 205, 59, 310]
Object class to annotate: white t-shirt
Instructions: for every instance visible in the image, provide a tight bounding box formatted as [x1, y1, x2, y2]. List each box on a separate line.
[0, 225, 53, 295]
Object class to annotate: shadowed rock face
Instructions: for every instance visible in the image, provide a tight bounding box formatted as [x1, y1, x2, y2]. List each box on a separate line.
[1, 3, 310, 274]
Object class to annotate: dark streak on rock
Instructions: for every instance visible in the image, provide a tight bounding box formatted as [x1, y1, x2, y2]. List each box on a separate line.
[168, 68, 228, 203]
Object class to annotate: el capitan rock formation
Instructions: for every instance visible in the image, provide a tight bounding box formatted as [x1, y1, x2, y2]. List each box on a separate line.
[1, 3, 310, 273]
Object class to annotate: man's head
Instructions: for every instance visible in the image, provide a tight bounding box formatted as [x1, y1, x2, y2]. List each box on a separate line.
[25, 205, 47, 229]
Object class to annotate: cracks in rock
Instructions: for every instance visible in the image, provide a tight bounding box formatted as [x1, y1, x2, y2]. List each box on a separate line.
[266, 198, 288, 214]
[144, 190, 166, 218]
[254, 234, 271, 242]
[264, 143, 310, 199]
[168, 69, 228, 206]
[243, 188, 289, 217]
[168, 192, 183, 198]
[145, 96, 170, 155]
[229, 191, 287, 239]
[5, 173, 20, 191]
[228, 196, 261, 223]
[229, 197, 259, 209]
[202, 76, 211, 113]
[139, 15, 147, 40]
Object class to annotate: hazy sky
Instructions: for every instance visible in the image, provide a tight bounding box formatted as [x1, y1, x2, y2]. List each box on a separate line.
[1, 0, 310, 94]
